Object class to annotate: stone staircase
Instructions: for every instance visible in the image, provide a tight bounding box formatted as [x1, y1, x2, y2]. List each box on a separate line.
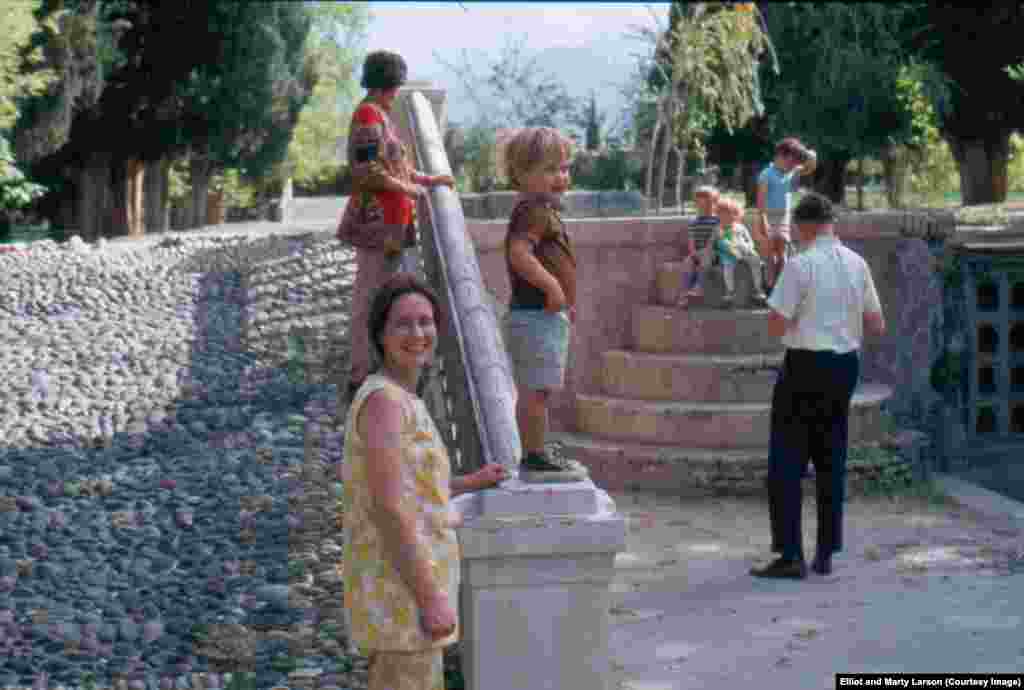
[554, 258, 894, 494]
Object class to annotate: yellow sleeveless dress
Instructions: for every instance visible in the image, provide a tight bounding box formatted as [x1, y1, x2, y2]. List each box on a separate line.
[340, 374, 460, 653]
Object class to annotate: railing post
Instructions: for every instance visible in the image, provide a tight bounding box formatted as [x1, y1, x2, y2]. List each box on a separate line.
[402, 90, 627, 690]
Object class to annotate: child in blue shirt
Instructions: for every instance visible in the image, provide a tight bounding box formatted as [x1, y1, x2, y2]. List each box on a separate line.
[755, 138, 816, 291]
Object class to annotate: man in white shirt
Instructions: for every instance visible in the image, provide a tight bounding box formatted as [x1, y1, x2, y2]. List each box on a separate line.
[751, 192, 886, 579]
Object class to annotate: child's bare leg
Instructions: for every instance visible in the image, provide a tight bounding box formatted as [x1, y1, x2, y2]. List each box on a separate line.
[516, 388, 549, 455]
[722, 262, 736, 295]
[677, 257, 696, 307]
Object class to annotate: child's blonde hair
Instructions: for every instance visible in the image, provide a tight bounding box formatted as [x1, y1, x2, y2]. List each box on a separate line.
[504, 127, 573, 189]
[693, 185, 720, 201]
[716, 197, 744, 216]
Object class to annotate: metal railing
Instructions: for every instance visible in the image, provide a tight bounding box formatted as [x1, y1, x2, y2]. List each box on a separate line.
[402, 91, 521, 476]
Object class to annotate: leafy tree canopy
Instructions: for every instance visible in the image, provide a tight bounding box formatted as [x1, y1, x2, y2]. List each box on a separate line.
[285, 2, 368, 187]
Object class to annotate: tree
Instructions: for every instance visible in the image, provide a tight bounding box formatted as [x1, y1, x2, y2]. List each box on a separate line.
[173, 2, 315, 227]
[637, 2, 774, 211]
[284, 2, 367, 192]
[0, 0, 57, 222]
[15, 1, 315, 237]
[0, 0, 58, 131]
[572, 90, 605, 152]
[436, 35, 579, 132]
[756, 2, 928, 205]
[911, 3, 1024, 205]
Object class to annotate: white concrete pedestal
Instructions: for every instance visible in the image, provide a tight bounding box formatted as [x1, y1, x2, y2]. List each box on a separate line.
[452, 478, 627, 690]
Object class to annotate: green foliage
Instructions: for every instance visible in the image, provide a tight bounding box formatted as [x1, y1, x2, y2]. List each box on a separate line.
[639, 2, 772, 206]
[285, 2, 367, 188]
[572, 147, 644, 191]
[1009, 133, 1024, 194]
[1008, 62, 1024, 83]
[930, 350, 962, 394]
[570, 91, 606, 152]
[460, 124, 500, 193]
[0, 0, 58, 131]
[212, 168, 257, 209]
[955, 204, 1010, 227]
[847, 443, 914, 497]
[224, 672, 257, 690]
[762, 3, 918, 161]
[0, 135, 46, 213]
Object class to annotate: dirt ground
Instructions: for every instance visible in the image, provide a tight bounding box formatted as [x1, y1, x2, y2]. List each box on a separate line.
[609, 488, 1024, 594]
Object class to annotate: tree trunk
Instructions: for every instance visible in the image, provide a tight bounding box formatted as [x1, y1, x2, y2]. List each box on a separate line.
[947, 131, 1012, 205]
[125, 158, 145, 237]
[143, 157, 170, 234]
[78, 152, 113, 242]
[811, 155, 850, 206]
[189, 156, 213, 229]
[856, 158, 864, 211]
[655, 116, 671, 214]
[646, 118, 662, 205]
[742, 159, 760, 207]
[881, 144, 909, 209]
[673, 145, 685, 210]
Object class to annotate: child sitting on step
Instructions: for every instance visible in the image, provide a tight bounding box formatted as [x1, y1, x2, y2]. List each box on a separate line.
[713, 197, 767, 308]
[502, 127, 589, 483]
[677, 185, 721, 308]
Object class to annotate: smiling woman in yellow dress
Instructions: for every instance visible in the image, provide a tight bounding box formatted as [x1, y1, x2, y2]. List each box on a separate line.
[339, 273, 506, 690]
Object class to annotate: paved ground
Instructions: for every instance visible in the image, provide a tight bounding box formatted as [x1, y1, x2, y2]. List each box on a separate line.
[605, 477, 1024, 690]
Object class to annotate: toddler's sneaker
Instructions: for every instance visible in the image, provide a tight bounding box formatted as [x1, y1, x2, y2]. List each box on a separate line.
[519, 451, 588, 484]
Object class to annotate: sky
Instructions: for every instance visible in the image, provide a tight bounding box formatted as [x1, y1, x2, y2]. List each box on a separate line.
[363, 2, 671, 133]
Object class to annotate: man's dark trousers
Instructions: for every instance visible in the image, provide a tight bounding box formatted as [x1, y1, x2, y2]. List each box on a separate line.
[768, 348, 860, 562]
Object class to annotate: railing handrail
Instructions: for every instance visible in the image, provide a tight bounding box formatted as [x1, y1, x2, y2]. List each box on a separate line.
[403, 90, 521, 475]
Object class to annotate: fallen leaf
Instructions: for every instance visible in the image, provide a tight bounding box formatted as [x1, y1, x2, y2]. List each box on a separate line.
[794, 628, 819, 640]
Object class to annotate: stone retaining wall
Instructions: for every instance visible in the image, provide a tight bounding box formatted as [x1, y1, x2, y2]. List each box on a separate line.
[468, 212, 950, 452]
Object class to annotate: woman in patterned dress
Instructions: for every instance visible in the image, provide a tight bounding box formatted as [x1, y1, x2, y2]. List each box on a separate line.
[339, 273, 506, 690]
[345, 50, 456, 401]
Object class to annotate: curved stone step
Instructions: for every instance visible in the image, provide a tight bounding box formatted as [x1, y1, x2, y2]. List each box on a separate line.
[632, 304, 784, 355]
[657, 260, 764, 309]
[549, 432, 771, 493]
[575, 383, 892, 448]
[602, 350, 783, 402]
[656, 261, 689, 306]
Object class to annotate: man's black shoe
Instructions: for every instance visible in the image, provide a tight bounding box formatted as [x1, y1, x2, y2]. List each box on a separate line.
[750, 558, 807, 579]
[811, 554, 832, 575]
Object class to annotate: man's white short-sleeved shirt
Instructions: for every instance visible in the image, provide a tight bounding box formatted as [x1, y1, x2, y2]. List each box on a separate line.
[766, 233, 882, 353]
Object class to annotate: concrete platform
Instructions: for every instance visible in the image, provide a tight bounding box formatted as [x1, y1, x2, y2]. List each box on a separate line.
[631, 304, 785, 355]
[602, 350, 783, 402]
[575, 383, 892, 448]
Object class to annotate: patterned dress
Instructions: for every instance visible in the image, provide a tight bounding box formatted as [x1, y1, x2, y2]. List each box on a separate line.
[340, 374, 460, 654]
[346, 99, 421, 384]
[347, 100, 418, 244]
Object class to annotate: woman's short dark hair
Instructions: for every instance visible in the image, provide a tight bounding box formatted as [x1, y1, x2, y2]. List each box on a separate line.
[367, 272, 444, 366]
[361, 51, 408, 90]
